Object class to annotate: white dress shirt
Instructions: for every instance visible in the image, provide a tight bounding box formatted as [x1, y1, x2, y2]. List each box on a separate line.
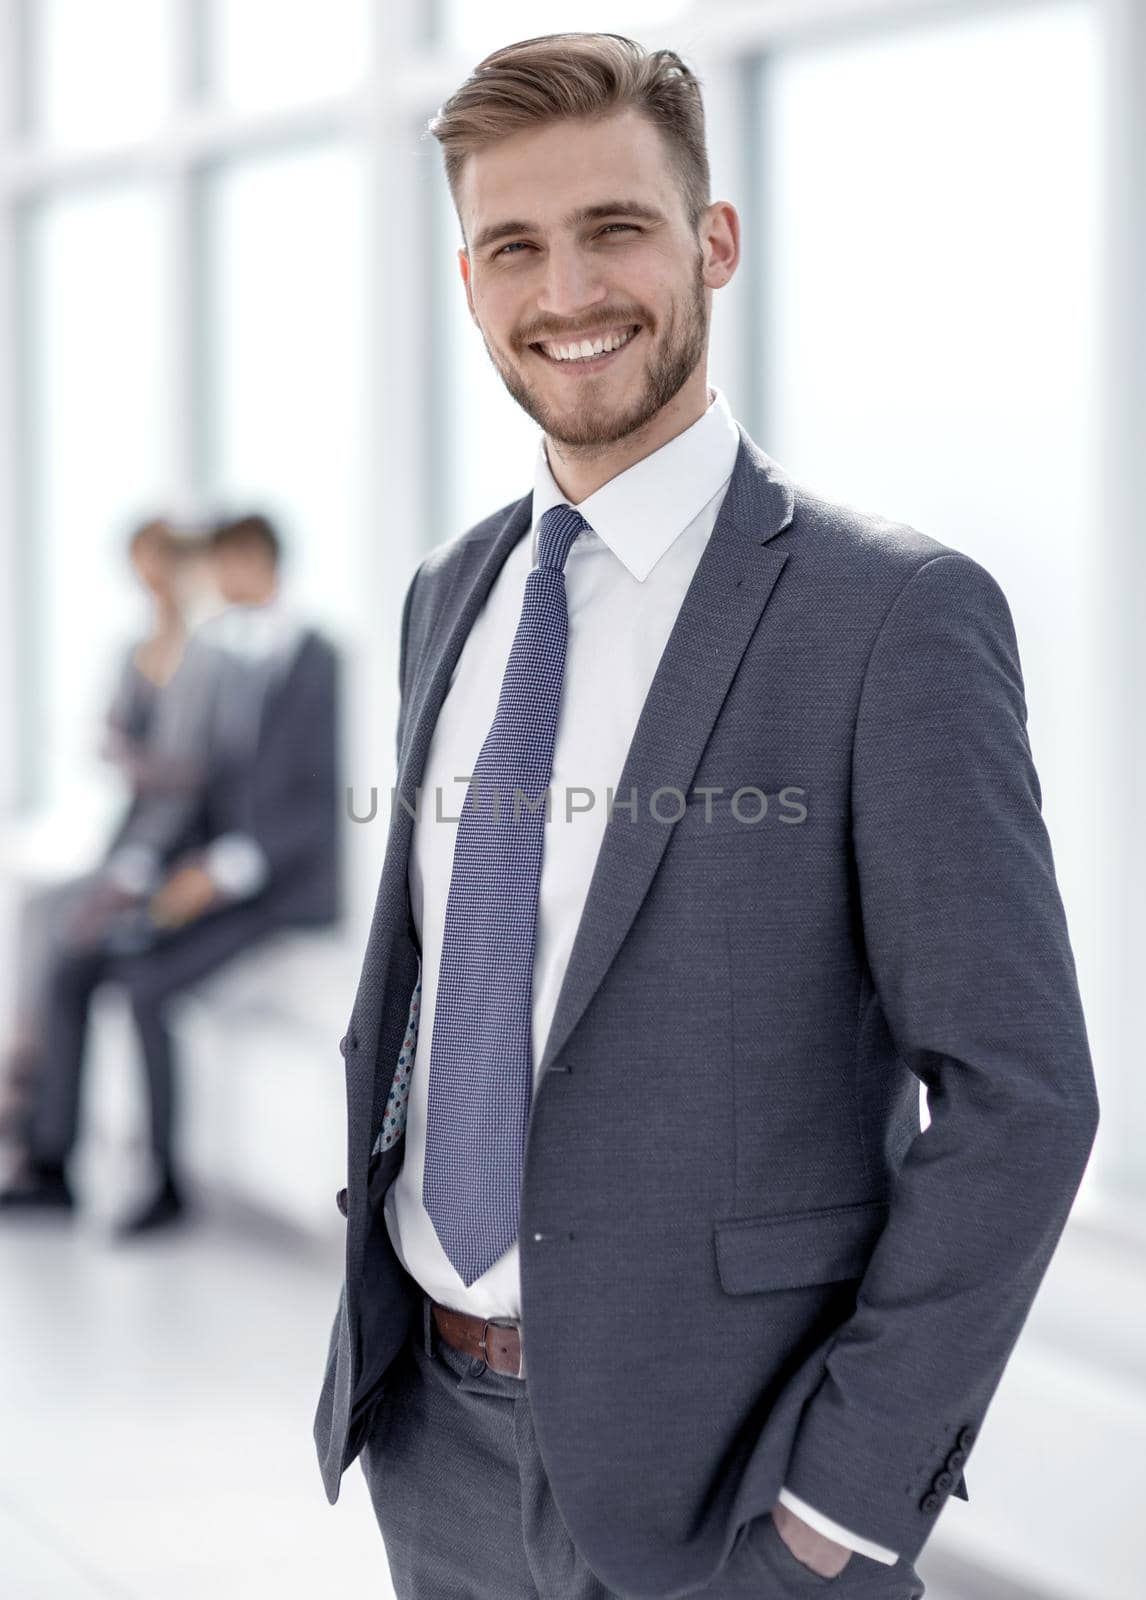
[383, 386, 898, 1567]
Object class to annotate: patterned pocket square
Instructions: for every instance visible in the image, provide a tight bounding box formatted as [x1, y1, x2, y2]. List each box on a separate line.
[376, 965, 422, 1152]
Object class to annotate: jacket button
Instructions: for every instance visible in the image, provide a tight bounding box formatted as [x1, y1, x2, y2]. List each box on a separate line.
[920, 1493, 941, 1514]
[338, 1035, 348, 1058]
[946, 1448, 967, 1471]
[957, 1426, 977, 1451]
[336, 1187, 348, 1217]
[933, 1471, 954, 1492]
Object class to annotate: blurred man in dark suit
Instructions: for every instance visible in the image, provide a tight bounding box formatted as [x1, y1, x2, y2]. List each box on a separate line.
[0, 513, 341, 1236]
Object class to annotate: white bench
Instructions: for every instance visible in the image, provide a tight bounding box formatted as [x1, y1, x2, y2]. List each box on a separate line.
[165, 927, 359, 1239]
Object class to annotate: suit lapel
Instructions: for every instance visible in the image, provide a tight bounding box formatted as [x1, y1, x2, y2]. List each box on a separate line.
[343, 497, 534, 1190]
[537, 426, 796, 1071]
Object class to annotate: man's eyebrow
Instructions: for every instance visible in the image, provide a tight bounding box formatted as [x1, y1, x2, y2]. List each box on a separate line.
[471, 200, 667, 255]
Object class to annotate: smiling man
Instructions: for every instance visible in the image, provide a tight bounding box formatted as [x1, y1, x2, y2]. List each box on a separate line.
[314, 33, 1099, 1600]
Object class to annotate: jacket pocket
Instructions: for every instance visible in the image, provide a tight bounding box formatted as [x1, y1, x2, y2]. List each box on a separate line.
[713, 1197, 890, 1294]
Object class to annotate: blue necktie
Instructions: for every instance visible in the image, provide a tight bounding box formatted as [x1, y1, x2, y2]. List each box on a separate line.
[422, 503, 590, 1286]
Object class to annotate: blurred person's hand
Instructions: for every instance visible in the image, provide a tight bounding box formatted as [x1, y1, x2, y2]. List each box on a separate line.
[63, 881, 144, 948]
[770, 1503, 855, 1579]
[149, 862, 221, 929]
[117, 751, 204, 795]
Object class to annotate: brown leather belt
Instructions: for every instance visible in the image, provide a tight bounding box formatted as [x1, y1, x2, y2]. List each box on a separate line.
[431, 1299, 526, 1379]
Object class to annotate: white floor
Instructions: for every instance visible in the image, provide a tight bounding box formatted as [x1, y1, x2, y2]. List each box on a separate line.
[0, 1171, 392, 1600]
[0, 1155, 1025, 1600]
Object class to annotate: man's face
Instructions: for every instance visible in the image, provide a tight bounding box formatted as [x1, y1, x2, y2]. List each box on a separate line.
[457, 109, 715, 451]
[212, 546, 276, 605]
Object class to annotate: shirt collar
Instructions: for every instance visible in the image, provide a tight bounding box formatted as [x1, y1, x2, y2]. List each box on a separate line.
[528, 384, 741, 582]
[211, 595, 298, 661]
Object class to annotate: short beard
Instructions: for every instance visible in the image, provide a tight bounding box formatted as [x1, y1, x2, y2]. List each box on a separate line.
[482, 253, 708, 455]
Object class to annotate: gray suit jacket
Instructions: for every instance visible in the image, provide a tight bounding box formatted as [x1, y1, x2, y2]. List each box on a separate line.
[314, 427, 1099, 1594]
[118, 626, 342, 928]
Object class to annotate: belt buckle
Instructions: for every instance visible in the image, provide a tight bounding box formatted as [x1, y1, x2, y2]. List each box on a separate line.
[479, 1317, 525, 1380]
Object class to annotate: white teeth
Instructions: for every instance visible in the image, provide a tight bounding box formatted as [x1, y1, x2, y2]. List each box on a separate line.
[540, 326, 637, 362]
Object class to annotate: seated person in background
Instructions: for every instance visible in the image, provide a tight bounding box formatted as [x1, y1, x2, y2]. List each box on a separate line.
[0, 515, 202, 1149]
[0, 513, 342, 1237]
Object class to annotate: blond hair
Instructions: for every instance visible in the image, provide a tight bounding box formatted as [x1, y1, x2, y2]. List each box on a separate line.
[428, 33, 710, 239]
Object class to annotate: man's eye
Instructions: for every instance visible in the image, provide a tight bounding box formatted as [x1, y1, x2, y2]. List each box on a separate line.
[495, 224, 638, 258]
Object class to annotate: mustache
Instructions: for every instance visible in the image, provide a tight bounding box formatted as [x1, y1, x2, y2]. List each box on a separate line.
[519, 316, 646, 346]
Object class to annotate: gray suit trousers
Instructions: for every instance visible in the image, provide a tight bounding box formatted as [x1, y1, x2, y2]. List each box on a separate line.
[358, 1293, 926, 1600]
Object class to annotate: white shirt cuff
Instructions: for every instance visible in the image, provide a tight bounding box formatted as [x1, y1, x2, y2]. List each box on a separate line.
[202, 833, 269, 899]
[776, 1486, 899, 1565]
[104, 844, 161, 896]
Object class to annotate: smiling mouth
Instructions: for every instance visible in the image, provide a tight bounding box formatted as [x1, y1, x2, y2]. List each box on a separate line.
[529, 323, 642, 366]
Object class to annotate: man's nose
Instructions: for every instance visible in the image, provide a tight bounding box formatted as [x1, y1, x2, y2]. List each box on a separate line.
[535, 244, 610, 322]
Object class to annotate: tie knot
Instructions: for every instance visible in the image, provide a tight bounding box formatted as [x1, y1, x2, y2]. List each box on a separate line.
[537, 503, 590, 573]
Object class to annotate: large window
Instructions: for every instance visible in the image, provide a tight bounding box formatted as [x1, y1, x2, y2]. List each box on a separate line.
[203, 0, 371, 112]
[202, 143, 368, 636]
[24, 184, 175, 818]
[27, 0, 176, 147]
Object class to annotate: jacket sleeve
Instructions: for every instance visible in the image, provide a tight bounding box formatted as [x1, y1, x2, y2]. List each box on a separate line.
[237, 637, 340, 887]
[781, 551, 1100, 1562]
